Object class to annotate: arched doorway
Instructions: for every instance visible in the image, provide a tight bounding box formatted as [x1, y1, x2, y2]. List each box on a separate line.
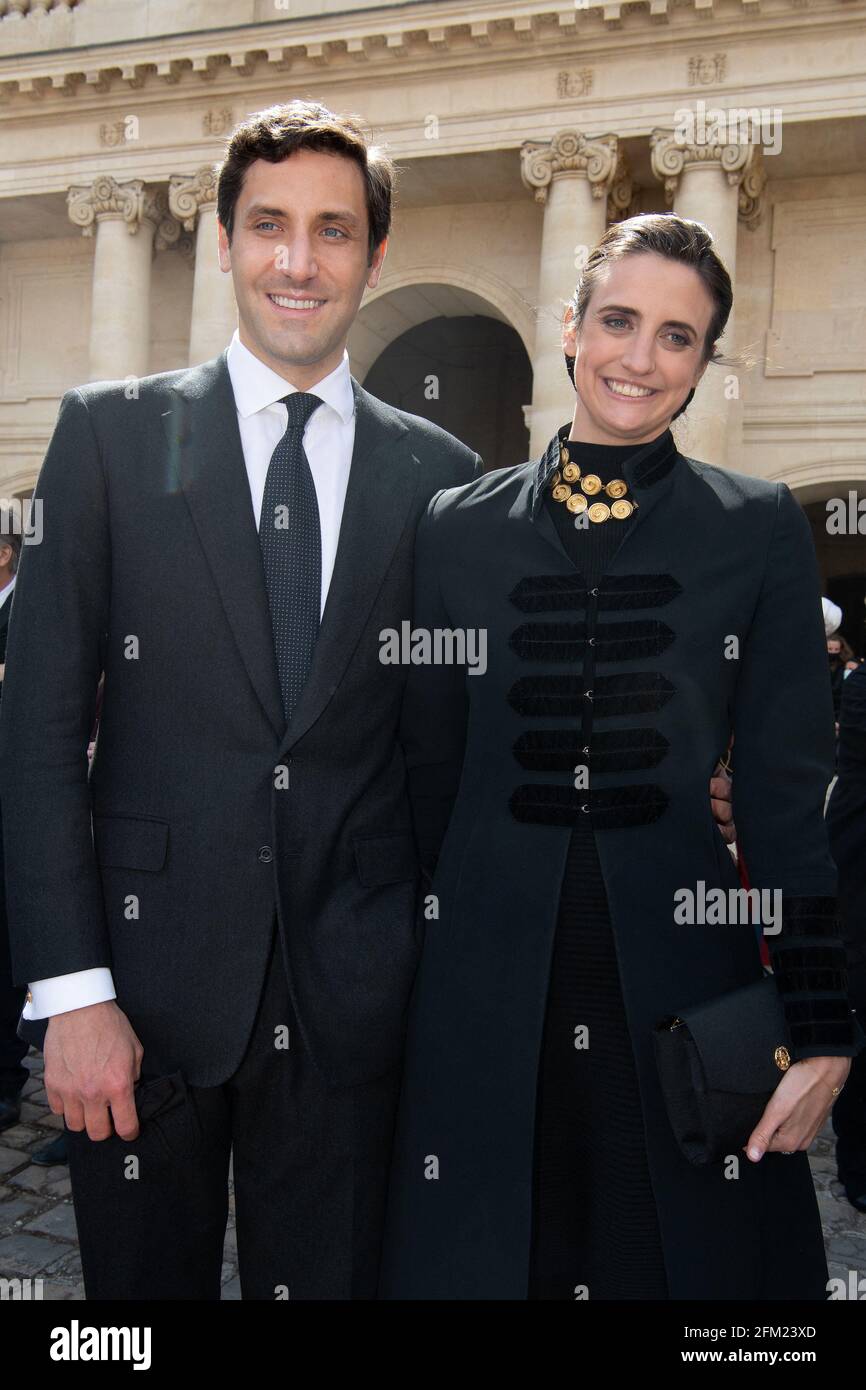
[364, 316, 531, 473]
[350, 278, 534, 473]
[799, 483, 866, 659]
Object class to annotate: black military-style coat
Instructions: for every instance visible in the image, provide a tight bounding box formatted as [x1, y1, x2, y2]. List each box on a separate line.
[381, 425, 863, 1301]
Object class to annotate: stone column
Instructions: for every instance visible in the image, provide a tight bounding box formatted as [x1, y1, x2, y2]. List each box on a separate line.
[169, 166, 237, 365]
[67, 177, 161, 382]
[650, 131, 767, 466]
[520, 132, 622, 460]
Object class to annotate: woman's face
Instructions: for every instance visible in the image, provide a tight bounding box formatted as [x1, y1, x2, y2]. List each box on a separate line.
[562, 251, 716, 445]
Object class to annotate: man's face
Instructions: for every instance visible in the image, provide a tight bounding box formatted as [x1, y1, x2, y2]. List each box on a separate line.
[561, 252, 715, 445]
[218, 149, 387, 387]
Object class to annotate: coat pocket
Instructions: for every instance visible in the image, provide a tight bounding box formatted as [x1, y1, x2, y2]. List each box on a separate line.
[353, 832, 419, 887]
[92, 814, 169, 872]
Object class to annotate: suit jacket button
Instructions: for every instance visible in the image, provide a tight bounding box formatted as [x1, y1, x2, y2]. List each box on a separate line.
[258, 845, 273, 864]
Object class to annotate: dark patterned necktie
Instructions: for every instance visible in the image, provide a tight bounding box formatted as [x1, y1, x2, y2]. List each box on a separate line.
[258, 391, 323, 724]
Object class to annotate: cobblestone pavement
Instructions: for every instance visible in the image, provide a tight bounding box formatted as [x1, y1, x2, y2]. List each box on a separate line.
[1, 1049, 863, 1301]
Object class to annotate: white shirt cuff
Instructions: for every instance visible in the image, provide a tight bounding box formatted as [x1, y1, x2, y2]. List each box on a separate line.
[24, 968, 116, 1020]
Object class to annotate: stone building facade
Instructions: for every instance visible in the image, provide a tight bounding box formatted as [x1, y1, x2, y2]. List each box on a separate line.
[0, 0, 864, 643]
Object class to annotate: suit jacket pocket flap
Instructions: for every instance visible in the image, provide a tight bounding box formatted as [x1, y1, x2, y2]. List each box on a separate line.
[354, 833, 418, 887]
[93, 815, 169, 871]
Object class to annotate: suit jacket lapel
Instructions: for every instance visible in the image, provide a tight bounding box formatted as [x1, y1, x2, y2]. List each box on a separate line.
[161, 353, 286, 740]
[277, 377, 420, 754]
[163, 360, 421, 751]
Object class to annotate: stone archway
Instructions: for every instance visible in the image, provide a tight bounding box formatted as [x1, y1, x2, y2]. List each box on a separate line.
[0, 473, 38, 504]
[350, 273, 535, 473]
[787, 468, 866, 659]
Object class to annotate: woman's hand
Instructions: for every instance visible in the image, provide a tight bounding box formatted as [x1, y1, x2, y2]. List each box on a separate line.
[744, 1055, 851, 1162]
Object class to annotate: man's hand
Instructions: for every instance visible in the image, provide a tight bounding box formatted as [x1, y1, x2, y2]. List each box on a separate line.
[710, 762, 736, 844]
[44, 1000, 144, 1142]
[745, 1055, 851, 1161]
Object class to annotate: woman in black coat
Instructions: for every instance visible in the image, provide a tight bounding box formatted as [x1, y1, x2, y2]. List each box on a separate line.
[381, 213, 862, 1301]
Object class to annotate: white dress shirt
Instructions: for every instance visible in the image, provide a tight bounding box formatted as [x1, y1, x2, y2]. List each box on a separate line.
[226, 330, 356, 618]
[0, 574, 15, 611]
[24, 334, 356, 1020]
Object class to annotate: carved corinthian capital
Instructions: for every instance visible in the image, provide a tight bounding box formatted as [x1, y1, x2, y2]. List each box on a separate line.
[650, 130, 768, 226]
[140, 187, 188, 253]
[737, 146, 767, 231]
[67, 176, 146, 236]
[520, 131, 619, 205]
[168, 166, 220, 231]
[606, 148, 635, 224]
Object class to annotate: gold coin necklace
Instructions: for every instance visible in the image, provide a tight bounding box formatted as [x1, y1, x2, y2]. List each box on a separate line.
[549, 443, 638, 524]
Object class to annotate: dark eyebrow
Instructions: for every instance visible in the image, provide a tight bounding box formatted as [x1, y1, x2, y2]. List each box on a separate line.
[317, 209, 362, 228]
[245, 204, 287, 221]
[245, 202, 361, 228]
[597, 303, 697, 336]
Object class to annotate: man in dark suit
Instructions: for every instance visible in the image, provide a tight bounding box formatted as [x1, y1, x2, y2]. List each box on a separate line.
[0, 100, 480, 1299]
[0, 517, 27, 1134]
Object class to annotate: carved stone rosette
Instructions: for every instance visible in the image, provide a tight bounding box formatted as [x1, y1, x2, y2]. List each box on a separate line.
[520, 131, 619, 205]
[168, 166, 220, 231]
[650, 130, 768, 226]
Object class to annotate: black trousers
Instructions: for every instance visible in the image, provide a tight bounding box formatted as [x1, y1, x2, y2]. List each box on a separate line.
[0, 798, 28, 1101]
[66, 923, 402, 1299]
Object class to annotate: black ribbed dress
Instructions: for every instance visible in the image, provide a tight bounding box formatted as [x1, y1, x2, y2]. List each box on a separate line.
[527, 429, 673, 1301]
